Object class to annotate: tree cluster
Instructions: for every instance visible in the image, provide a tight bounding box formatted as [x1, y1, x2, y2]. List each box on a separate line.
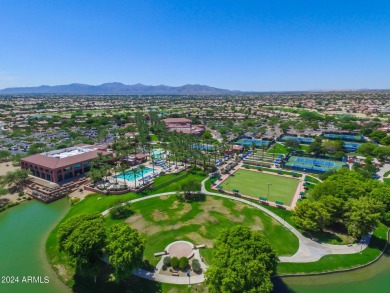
[58, 214, 144, 282]
[293, 170, 388, 238]
[205, 226, 278, 293]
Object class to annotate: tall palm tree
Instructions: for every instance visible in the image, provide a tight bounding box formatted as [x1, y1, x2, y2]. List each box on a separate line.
[131, 168, 138, 188]
[118, 163, 128, 188]
[139, 164, 146, 185]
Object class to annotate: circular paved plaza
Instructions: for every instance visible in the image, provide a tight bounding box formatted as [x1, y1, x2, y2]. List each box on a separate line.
[167, 241, 194, 259]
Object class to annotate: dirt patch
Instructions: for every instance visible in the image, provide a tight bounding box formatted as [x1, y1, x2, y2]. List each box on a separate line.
[186, 232, 213, 247]
[202, 197, 244, 223]
[251, 216, 264, 231]
[54, 264, 70, 282]
[160, 195, 170, 200]
[177, 203, 192, 216]
[152, 209, 168, 221]
[125, 214, 161, 235]
[232, 201, 245, 212]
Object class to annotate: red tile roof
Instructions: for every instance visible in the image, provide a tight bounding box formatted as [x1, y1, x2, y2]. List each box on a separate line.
[21, 150, 109, 169]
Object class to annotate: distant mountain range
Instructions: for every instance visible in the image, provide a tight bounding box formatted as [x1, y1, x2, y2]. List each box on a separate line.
[0, 82, 240, 95]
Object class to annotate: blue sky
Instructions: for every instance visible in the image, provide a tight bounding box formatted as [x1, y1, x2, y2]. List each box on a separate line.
[0, 0, 389, 91]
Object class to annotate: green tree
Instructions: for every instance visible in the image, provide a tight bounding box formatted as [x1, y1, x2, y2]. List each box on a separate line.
[308, 136, 325, 156]
[106, 223, 144, 282]
[284, 139, 300, 150]
[357, 143, 377, 157]
[201, 130, 213, 140]
[380, 136, 390, 146]
[180, 178, 202, 200]
[292, 200, 332, 232]
[0, 169, 31, 192]
[0, 150, 11, 162]
[205, 226, 277, 293]
[344, 197, 385, 238]
[178, 256, 189, 271]
[58, 214, 106, 277]
[369, 130, 387, 142]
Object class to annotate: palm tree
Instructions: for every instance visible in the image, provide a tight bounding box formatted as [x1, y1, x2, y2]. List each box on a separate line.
[118, 163, 128, 188]
[151, 155, 156, 174]
[131, 168, 138, 188]
[88, 168, 102, 184]
[139, 164, 146, 185]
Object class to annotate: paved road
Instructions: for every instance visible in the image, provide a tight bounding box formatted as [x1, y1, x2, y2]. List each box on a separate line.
[101, 177, 371, 284]
[377, 163, 390, 182]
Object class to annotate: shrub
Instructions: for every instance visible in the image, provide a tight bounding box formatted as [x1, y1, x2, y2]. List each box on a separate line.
[179, 257, 189, 271]
[162, 264, 167, 271]
[71, 197, 80, 205]
[109, 204, 133, 220]
[171, 257, 179, 269]
[163, 256, 172, 267]
[18, 191, 24, 197]
[192, 259, 202, 273]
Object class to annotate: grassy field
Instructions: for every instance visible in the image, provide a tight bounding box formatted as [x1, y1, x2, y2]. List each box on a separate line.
[221, 169, 299, 205]
[268, 143, 289, 154]
[128, 194, 299, 266]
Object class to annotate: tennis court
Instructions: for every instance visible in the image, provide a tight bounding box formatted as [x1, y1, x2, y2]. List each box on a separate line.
[236, 139, 271, 148]
[323, 133, 365, 142]
[280, 135, 314, 144]
[285, 156, 346, 173]
[220, 169, 299, 205]
[343, 142, 361, 152]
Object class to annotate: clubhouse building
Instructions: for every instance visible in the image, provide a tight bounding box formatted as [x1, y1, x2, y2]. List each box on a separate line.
[163, 118, 205, 135]
[21, 144, 113, 183]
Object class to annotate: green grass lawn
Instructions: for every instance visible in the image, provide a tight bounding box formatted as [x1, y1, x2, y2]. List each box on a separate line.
[384, 178, 390, 186]
[268, 143, 289, 154]
[221, 169, 299, 205]
[128, 194, 298, 267]
[150, 134, 159, 141]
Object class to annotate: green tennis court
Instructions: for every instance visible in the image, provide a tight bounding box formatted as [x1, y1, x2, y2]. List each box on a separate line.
[221, 169, 299, 205]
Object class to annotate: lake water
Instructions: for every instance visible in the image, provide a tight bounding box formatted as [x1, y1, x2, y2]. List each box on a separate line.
[0, 198, 389, 293]
[0, 199, 70, 293]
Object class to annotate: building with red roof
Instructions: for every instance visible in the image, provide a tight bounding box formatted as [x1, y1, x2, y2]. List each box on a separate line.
[21, 144, 112, 183]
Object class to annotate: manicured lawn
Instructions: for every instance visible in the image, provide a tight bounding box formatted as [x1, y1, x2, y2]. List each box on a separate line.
[305, 175, 321, 184]
[150, 134, 159, 141]
[277, 223, 389, 275]
[128, 194, 299, 267]
[221, 169, 299, 205]
[268, 143, 289, 154]
[384, 178, 390, 186]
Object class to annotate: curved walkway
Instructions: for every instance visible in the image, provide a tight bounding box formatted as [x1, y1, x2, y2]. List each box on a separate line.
[101, 177, 371, 283]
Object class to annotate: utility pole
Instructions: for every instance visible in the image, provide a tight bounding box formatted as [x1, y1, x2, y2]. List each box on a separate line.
[267, 183, 272, 201]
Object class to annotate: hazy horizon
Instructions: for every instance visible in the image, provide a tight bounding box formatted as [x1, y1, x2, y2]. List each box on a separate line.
[1, 1, 389, 91]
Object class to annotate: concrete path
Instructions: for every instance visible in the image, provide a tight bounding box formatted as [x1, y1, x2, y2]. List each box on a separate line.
[377, 163, 390, 182]
[101, 177, 371, 284]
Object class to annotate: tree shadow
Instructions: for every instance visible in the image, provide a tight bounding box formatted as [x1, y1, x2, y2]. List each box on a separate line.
[272, 277, 297, 293]
[72, 263, 162, 293]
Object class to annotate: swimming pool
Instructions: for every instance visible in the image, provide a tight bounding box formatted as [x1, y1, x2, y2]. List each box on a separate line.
[115, 167, 154, 181]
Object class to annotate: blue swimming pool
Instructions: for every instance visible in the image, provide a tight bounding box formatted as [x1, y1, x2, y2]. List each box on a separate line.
[115, 167, 153, 181]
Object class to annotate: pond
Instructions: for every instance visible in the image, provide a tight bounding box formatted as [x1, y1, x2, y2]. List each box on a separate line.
[0, 199, 70, 293]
